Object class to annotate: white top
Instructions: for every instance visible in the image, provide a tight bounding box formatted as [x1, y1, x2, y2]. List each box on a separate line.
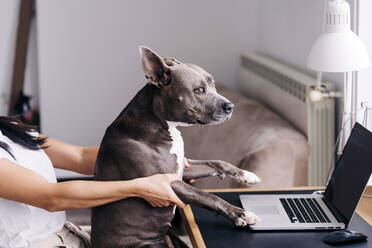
[0, 130, 66, 248]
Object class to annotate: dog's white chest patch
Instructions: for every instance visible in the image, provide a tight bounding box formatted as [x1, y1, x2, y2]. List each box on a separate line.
[166, 121, 186, 177]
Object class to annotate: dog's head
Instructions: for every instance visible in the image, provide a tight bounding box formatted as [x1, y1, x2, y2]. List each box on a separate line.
[139, 46, 234, 125]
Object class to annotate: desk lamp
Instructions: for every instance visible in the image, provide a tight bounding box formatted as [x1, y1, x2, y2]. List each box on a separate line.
[307, 0, 370, 151]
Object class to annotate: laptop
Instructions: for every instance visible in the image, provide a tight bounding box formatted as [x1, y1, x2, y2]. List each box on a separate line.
[239, 122, 372, 230]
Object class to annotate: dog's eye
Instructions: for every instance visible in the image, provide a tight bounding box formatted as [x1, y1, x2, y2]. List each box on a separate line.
[193, 87, 205, 94]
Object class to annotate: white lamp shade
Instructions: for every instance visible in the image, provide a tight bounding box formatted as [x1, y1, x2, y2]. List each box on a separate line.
[307, 31, 370, 72]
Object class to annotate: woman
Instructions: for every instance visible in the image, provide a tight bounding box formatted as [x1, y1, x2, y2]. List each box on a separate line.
[0, 116, 187, 248]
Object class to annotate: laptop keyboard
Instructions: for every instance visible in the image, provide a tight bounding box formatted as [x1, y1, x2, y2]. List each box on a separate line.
[279, 198, 331, 223]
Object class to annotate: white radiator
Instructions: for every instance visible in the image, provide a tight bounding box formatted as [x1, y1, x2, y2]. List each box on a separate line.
[307, 96, 335, 186]
[240, 53, 335, 186]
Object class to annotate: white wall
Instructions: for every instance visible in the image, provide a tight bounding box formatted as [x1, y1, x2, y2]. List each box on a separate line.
[358, 0, 372, 185]
[255, 0, 357, 90]
[0, 0, 20, 115]
[36, 0, 367, 144]
[358, 0, 372, 126]
[254, 0, 358, 129]
[36, 0, 258, 146]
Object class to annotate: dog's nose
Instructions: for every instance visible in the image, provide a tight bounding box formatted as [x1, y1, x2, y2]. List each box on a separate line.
[222, 102, 234, 114]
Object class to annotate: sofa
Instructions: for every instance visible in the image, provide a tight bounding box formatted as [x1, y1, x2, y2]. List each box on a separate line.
[180, 85, 309, 189]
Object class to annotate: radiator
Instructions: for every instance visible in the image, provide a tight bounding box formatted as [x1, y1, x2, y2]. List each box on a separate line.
[240, 53, 335, 186]
[307, 94, 335, 186]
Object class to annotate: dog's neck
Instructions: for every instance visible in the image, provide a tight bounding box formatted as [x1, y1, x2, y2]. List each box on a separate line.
[115, 84, 188, 177]
[115, 84, 191, 143]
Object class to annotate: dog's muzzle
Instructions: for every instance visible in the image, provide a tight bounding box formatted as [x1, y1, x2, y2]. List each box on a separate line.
[222, 102, 234, 115]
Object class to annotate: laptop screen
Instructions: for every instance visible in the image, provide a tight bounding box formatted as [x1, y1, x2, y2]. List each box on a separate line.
[324, 122, 372, 225]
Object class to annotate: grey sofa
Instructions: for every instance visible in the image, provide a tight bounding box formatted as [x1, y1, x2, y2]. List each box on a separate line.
[180, 85, 309, 189]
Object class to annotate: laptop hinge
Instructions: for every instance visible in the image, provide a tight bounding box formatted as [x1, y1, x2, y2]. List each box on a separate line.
[322, 197, 347, 225]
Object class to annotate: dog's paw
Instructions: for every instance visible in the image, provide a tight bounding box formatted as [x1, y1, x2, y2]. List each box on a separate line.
[233, 170, 261, 185]
[234, 211, 260, 226]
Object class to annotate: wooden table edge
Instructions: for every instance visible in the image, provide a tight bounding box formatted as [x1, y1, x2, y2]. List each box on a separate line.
[180, 204, 207, 248]
[180, 186, 372, 248]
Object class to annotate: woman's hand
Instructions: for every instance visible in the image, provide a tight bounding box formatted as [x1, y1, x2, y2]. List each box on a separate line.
[183, 158, 196, 184]
[134, 174, 185, 208]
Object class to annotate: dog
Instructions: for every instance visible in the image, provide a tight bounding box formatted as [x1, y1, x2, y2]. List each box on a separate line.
[91, 46, 261, 248]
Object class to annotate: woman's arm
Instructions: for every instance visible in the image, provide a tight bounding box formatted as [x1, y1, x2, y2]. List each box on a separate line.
[42, 136, 98, 175]
[0, 158, 185, 211]
[42, 136, 192, 176]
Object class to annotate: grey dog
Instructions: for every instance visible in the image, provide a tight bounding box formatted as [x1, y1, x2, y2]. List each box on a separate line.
[91, 46, 261, 248]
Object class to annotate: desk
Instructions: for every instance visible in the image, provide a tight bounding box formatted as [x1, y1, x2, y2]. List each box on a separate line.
[180, 186, 372, 248]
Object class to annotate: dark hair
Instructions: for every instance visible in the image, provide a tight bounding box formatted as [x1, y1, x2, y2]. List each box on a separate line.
[0, 116, 46, 159]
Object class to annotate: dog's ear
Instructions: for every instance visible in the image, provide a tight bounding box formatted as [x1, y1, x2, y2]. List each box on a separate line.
[139, 46, 171, 88]
[164, 57, 182, 66]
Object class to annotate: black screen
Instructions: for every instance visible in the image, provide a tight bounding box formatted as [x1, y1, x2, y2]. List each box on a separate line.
[324, 123, 372, 225]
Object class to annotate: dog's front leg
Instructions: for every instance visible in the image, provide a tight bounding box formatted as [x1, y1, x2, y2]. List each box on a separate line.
[183, 159, 261, 185]
[171, 181, 259, 226]
[182, 164, 222, 181]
